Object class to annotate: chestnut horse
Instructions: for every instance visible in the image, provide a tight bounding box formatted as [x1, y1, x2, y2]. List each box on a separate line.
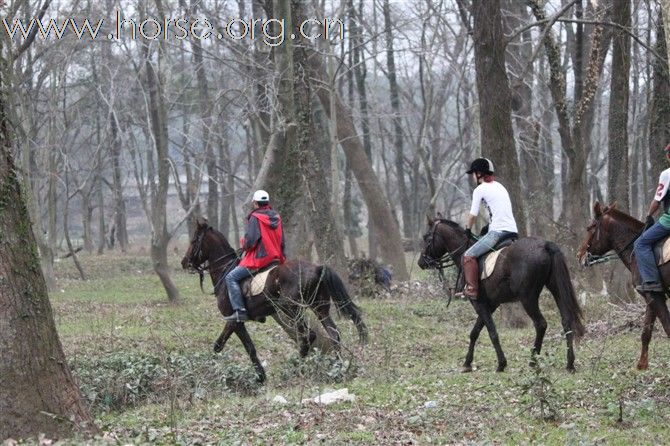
[419, 216, 585, 372]
[181, 219, 368, 382]
[577, 202, 670, 370]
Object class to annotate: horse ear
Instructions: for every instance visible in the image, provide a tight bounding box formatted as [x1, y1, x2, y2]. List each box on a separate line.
[426, 214, 434, 226]
[436, 211, 444, 219]
[196, 217, 209, 228]
[609, 201, 617, 210]
[593, 201, 602, 217]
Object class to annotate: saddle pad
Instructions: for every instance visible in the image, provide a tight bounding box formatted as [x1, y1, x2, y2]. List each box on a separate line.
[653, 237, 670, 266]
[250, 266, 278, 295]
[481, 248, 506, 280]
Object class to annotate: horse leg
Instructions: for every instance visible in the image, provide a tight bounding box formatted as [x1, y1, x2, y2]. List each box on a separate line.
[213, 322, 236, 353]
[295, 315, 312, 358]
[521, 297, 548, 367]
[637, 301, 656, 371]
[462, 315, 485, 372]
[649, 293, 670, 337]
[472, 300, 507, 372]
[315, 307, 341, 352]
[233, 324, 266, 383]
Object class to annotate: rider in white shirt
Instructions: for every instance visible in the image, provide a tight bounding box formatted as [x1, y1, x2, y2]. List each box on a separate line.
[459, 158, 518, 300]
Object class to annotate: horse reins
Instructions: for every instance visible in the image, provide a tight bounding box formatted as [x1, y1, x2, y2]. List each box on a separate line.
[425, 222, 472, 305]
[188, 228, 241, 293]
[584, 216, 644, 266]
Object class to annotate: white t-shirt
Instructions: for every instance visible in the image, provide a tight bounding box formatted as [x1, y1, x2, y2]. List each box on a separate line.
[654, 168, 670, 202]
[469, 180, 518, 233]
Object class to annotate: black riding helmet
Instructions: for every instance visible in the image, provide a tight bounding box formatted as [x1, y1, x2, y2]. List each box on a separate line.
[466, 158, 495, 175]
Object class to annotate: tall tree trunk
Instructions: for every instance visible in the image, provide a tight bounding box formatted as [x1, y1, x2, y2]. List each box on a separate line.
[650, 9, 670, 170]
[190, 0, 218, 230]
[471, 0, 527, 236]
[503, 0, 549, 236]
[109, 113, 128, 252]
[307, 51, 410, 280]
[382, 0, 411, 239]
[607, 0, 631, 210]
[349, 0, 378, 258]
[0, 57, 97, 440]
[142, 16, 180, 303]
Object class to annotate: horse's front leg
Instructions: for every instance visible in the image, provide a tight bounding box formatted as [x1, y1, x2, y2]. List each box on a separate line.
[213, 322, 236, 353]
[234, 323, 266, 383]
[472, 300, 507, 372]
[462, 315, 485, 372]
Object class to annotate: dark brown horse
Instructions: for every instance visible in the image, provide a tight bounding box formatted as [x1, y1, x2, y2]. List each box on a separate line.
[181, 219, 368, 382]
[577, 202, 670, 370]
[418, 216, 585, 372]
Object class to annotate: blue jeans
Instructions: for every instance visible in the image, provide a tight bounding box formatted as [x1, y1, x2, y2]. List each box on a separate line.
[633, 222, 670, 284]
[225, 265, 254, 312]
[464, 230, 513, 258]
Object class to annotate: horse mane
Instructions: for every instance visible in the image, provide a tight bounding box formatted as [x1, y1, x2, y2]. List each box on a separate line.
[605, 207, 644, 230]
[206, 226, 236, 253]
[438, 219, 464, 232]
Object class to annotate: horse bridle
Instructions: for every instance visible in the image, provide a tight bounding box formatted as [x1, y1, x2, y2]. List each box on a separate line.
[422, 221, 471, 304]
[186, 227, 240, 292]
[583, 215, 641, 266]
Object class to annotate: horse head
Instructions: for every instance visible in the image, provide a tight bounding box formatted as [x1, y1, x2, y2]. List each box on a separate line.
[181, 217, 212, 271]
[578, 201, 617, 266]
[418, 214, 467, 270]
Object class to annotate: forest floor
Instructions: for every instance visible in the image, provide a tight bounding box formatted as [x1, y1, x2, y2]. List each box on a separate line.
[47, 253, 670, 445]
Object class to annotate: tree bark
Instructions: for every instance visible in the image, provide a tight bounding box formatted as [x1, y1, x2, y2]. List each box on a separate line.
[382, 0, 411, 240]
[471, 0, 527, 236]
[606, 0, 631, 210]
[307, 50, 410, 280]
[650, 9, 670, 170]
[0, 58, 97, 440]
[142, 9, 180, 302]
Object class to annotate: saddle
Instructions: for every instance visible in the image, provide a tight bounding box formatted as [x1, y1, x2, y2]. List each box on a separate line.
[478, 232, 518, 280]
[653, 237, 670, 266]
[240, 263, 279, 298]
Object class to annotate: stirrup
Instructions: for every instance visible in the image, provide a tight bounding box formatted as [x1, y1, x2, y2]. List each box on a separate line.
[635, 282, 664, 293]
[223, 310, 249, 322]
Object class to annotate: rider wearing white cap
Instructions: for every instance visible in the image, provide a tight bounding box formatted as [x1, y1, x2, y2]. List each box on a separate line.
[223, 190, 286, 322]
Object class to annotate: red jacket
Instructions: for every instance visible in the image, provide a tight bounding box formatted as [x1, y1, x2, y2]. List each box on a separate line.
[239, 206, 285, 269]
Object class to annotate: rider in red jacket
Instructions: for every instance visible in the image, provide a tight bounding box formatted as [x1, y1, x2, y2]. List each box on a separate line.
[224, 190, 285, 322]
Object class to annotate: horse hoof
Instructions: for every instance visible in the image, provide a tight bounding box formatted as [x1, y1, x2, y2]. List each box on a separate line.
[213, 343, 223, 353]
[528, 360, 537, 368]
[636, 363, 648, 371]
[461, 365, 473, 373]
[299, 346, 310, 357]
[566, 366, 576, 374]
[496, 364, 507, 372]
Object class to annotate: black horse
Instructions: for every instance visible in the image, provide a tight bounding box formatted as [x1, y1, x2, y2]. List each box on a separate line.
[418, 216, 585, 372]
[181, 219, 368, 382]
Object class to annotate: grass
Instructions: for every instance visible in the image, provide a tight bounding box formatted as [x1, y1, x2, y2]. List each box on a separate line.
[48, 252, 670, 445]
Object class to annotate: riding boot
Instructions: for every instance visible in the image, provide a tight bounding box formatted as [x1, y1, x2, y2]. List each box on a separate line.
[462, 256, 479, 300]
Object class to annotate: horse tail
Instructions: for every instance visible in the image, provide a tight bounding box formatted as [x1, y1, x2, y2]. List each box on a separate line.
[318, 266, 369, 344]
[545, 242, 586, 340]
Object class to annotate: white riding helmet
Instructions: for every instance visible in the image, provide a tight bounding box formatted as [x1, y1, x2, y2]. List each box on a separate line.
[252, 189, 270, 202]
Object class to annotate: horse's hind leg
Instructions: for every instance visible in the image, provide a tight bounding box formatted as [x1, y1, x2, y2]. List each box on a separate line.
[649, 293, 670, 337]
[637, 301, 657, 371]
[472, 301, 507, 372]
[315, 306, 341, 352]
[233, 324, 266, 383]
[214, 322, 236, 353]
[520, 297, 548, 366]
[462, 315, 485, 372]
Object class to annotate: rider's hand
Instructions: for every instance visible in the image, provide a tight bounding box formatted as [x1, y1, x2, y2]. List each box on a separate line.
[465, 228, 472, 239]
[645, 215, 655, 230]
